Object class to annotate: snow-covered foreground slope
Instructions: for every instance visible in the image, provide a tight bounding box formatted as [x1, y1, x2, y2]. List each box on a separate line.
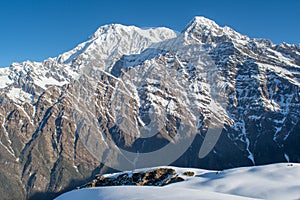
[56, 163, 300, 200]
[0, 16, 300, 199]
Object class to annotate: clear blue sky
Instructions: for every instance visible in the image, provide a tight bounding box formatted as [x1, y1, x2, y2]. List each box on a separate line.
[0, 0, 299, 67]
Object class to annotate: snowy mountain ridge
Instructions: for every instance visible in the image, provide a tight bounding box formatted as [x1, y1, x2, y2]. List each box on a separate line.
[0, 16, 299, 199]
[184, 16, 250, 45]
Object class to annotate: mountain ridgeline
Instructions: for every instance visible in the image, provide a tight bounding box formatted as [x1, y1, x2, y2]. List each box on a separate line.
[0, 17, 299, 199]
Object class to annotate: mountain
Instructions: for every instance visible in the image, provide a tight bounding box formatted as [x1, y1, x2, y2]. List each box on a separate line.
[0, 16, 299, 199]
[56, 163, 300, 200]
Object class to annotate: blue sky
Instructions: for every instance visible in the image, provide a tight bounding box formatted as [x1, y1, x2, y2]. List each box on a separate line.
[0, 0, 299, 67]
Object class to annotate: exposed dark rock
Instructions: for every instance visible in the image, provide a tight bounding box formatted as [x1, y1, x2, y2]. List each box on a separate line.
[81, 168, 184, 189]
[0, 17, 299, 199]
[183, 171, 195, 176]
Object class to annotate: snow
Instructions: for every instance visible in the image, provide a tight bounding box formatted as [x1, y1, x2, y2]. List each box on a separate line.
[248, 115, 261, 120]
[92, 24, 176, 43]
[166, 99, 177, 114]
[33, 76, 68, 90]
[56, 163, 300, 200]
[0, 113, 16, 157]
[184, 16, 249, 46]
[148, 93, 169, 107]
[233, 120, 255, 165]
[284, 154, 290, 162]
[63, 65, 80, 79]
[0, 68, 13, 88]
[0, 17, 298, 200]
[257, 62, 300, 87]
[56, 186, 254, 200]
[57, 23, 177, 70]
[0, 140, 15, 157]
[267, 48, 299, 68]
[245, 138, 255, 164]
[7, 88, 33, 104]
[0, 75, 13, 89]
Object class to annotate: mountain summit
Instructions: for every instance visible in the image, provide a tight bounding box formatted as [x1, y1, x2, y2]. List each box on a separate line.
[0, 17, 299, 199]
[57, 24, 176, 68]
[183, 16, 249, 45]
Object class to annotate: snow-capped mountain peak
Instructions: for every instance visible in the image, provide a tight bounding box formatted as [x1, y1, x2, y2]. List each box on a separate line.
[92, 23, 130, 38]
[186, 16, 220, 31]
[56, 23, 177, 69]
[0, 16, 300, 200]
[92, 23, 176, 41]
[183, 16, 249, 45]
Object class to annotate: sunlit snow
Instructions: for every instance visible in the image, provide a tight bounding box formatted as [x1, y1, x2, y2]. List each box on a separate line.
[56, 163, 300, 200]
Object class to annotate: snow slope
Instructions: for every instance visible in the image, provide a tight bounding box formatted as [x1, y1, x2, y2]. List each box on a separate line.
[56, 163, 300, 200]
[0, 16, 300, 199]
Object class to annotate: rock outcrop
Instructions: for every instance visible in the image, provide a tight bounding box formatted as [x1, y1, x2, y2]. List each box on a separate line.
[81, 168, 184, 188]
[0, 17, 299, 199]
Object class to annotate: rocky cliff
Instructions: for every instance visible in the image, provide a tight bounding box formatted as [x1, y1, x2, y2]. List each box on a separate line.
[0, 17, 299, 199]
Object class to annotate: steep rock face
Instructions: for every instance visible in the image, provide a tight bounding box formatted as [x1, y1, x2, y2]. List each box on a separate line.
[0, 26, 177, 199]
[0, 17, 299, 199]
